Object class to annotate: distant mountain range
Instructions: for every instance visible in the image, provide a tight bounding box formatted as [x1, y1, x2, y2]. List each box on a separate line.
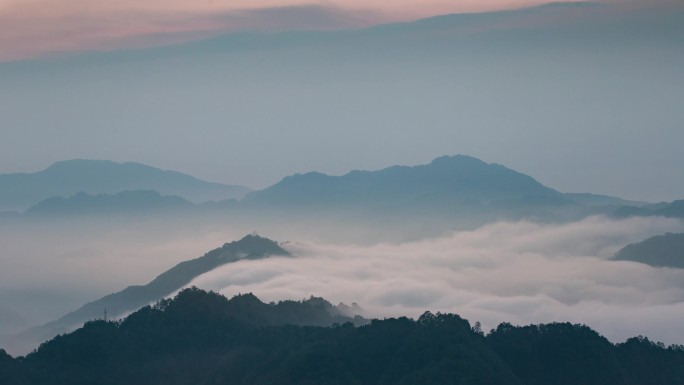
[0, 159, 251, 211]
[13, 234, 289, 353]
[4, 155, 667, 224]
[245, 155, 561, 206]
[25, 190, 193, 216]
[613, 232, 684, 269]
[611, 200, 684, 220]
[241, 155, 650, 224]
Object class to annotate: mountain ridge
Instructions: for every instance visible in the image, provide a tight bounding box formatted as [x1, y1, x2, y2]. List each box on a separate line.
[244, 155, 562, 208]
[3, 155, 657, 225]
[25, 190, 193, 216]
[613, 232, 684, 268]
[11, 234, 290, 355]
[0, 159, 251, 211]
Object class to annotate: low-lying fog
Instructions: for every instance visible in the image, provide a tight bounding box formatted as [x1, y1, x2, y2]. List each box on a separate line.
[1, 215, 683, 351]
[191, 216, 684, 345]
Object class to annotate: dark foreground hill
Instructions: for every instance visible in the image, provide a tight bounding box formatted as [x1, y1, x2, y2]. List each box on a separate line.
[613, 232, 684, 268]
[1, 288, 682, 385]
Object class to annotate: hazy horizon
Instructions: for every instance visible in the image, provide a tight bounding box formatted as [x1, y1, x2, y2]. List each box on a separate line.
[1, 150, 681, 203]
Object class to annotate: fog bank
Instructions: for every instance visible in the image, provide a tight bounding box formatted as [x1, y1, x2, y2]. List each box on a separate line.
[190, 216, 684, 344]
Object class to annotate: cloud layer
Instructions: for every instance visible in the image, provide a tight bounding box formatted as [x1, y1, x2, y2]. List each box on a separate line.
[3, 0, 673, 61]
[189, 216, 684, 345]
[0, 1, 384, 61]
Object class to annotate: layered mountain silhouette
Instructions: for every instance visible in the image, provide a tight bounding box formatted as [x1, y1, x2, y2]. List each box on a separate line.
[2, 288, 683, 385]
[25, 190, 193, 216]
[0, 159, 250, 211]
[563, 193, 646, 208]
[13, 234, 290, 354]
[245, 155, 561, 206]
[611, 200, 684, 220]
[242, 155, 637, 223]
[5, 155, 656, 225]
[613, 233, 684, 269]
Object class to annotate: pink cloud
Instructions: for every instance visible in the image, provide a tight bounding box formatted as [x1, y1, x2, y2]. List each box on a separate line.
[0, 0, 679, 61]
[0, 1, 373, 61]
[0, 0, 555, 61]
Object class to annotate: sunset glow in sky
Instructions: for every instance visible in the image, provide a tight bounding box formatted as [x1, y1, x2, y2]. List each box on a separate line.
[0, 0, 598, 61]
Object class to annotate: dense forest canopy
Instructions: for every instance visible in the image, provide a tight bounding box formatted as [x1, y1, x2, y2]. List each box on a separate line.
[1, 288, 682, 385]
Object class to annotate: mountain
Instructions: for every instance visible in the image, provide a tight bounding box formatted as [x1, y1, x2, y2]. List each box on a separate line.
[488, 322, 684, 385]
[658, 201, 684, 218]
[563, 193, 647, 208]
[13, 234, 289, 354]
[25, 190, 192, 216]
[0, 159, 251, 211]
[241, 155, 605, 225]
[239, 155, 665, 225]
[613, 233, 684, 268]
[245, 155, 562, 208]
[2, 288, 682, 384]
[611, 200, 684, 220]
[11, 155, 641, 224]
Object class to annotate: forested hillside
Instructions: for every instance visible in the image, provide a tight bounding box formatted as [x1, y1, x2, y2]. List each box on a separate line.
[2, 288, 682, 385]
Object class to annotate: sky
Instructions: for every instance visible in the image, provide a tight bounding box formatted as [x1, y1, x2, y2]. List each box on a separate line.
[0, 0, 683, 202]
[0, 0, 670, 62]
[0, 0, 539, 61]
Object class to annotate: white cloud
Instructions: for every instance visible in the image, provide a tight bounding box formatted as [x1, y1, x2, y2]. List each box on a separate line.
[189, 216, 684, 345]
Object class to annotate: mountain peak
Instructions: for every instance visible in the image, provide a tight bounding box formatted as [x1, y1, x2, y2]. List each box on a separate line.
[429, 154, 487, 167]
[46, 158, 115, 169]
[19, 235, 291, 352]
[227, 234, 290, 257]
[244, 154, 559, 208]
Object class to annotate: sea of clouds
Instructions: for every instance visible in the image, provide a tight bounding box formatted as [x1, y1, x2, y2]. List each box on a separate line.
[189, 215, 684, 345]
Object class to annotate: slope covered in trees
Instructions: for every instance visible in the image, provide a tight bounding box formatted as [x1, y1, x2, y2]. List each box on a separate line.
[17, 234, 290, 352]
[2, 288, 682, 385]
